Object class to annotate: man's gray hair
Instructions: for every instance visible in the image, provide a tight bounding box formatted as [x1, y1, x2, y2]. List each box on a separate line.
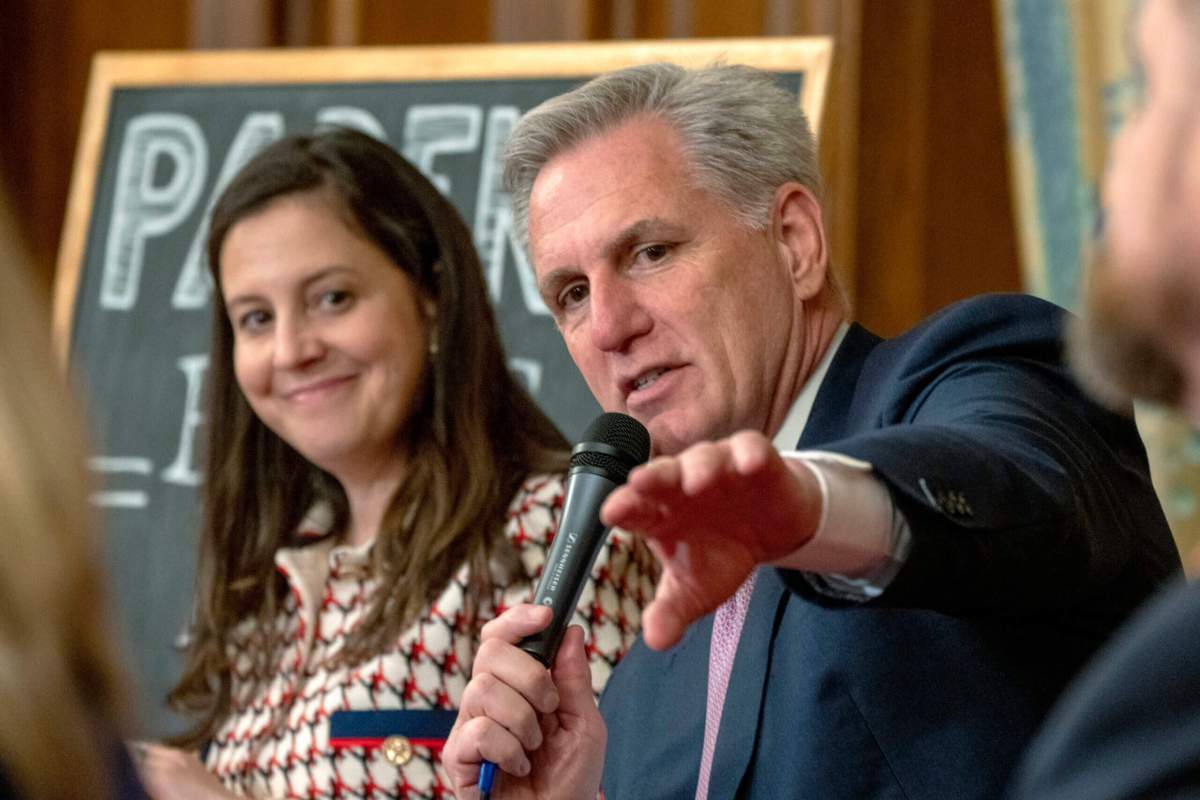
[503, 62, 822, 248]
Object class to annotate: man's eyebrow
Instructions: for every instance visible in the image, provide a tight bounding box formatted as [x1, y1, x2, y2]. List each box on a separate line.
[601, 218, 686, 262]
[538, 266, 577, 299]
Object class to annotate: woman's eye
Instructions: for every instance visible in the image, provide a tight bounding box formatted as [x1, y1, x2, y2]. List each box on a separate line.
[319, 289, 352, 309]
[237, 309, 271, 332]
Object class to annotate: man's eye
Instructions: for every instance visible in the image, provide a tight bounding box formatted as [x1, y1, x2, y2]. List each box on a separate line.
[637, 244, 670, 262]
[558, 283, 589, 309]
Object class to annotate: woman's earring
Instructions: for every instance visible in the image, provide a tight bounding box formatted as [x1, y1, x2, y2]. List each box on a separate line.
[423, 297, 439, 357]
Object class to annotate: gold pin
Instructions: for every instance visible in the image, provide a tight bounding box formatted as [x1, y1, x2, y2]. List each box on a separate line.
[382, 735, 414, 766]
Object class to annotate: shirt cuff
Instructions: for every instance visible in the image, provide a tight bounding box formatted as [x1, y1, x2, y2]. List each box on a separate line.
[773, 451, 913, 602]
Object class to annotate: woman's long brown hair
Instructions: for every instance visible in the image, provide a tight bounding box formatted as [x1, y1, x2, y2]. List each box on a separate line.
[168, 129, 569, 747]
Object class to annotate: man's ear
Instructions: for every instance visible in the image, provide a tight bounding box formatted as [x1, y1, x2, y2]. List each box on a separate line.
[772, 182, 828, 301]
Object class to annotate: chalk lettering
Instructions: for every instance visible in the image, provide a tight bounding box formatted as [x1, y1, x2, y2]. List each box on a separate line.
[402, 104, 482, 196]
[161, 354, 209, 487]
[172, 112, 284, 309]
[475, 106, 548, 315]
[88, 455, 153, 509]
[509, 357, 543, 396]
[102, 113, 206, 310]
[316, 106, 387, 140]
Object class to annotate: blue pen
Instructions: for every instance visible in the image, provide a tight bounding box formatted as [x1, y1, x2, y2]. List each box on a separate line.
[478, 760, 497, 799]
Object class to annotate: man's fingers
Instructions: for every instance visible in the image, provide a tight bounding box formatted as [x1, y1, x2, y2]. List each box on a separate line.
[645, 538, 672, 562]
[602, 445, 728, 532]
[727, 430, 775, 475]
[458, 670, 547, 751]
[601, 484, 665, 532]
[463, 605, 560, 754]
[472, 637, 560, 714]
[628, 455, 683, 493]
[550, 626, 602, 720]
[677, 441, 728, 496]
[642, 594, 690, 651]
[640, 567, 709, 651]
[479, 603, 553, 644]
[452, 716, 533, 780]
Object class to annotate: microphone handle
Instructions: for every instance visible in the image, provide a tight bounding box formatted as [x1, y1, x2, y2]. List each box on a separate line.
[517, 468, 618, 666]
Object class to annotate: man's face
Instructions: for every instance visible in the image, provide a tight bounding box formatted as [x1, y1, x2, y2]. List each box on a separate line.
[1076, 0, 1200, 413]
[526, 116, 806, 455]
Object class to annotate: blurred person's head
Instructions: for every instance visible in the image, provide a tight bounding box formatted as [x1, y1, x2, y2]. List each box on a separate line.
[0, 193, 130, 797]
[169, 129, 567, 744]
[1069, 0, 1200, 416]
[504, 63, 845, 455]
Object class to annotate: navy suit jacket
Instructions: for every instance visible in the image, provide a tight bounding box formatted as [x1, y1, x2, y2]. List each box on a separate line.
[599, 294, 1180, 799]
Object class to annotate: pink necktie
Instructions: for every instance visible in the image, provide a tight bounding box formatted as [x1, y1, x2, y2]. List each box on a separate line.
[694, 571, 758, 800]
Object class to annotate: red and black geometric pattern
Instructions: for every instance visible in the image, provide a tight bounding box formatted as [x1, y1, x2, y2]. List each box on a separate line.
[205, 472, 656, 798]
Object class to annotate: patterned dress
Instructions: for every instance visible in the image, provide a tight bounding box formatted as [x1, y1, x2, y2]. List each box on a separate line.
[204, 472, 655, 798]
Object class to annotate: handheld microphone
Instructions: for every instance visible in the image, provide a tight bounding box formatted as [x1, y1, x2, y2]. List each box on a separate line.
[477, 412, 649, 798]
[518, 411, 651, 666]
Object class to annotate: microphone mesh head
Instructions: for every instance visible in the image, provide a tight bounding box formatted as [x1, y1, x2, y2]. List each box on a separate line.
[570, 412, 651, 481]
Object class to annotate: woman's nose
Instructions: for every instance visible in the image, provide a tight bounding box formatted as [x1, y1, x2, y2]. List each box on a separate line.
[272, 314, 324, 369]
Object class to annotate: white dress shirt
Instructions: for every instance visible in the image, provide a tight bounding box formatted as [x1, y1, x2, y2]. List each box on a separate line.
[769, 324, 912, 600]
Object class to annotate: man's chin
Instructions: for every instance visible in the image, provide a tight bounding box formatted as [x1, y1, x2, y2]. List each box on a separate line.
[640, 413, 709, 457]
[645, 426, 687, 458]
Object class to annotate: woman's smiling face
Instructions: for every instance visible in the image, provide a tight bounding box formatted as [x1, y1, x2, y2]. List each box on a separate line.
[219, 189, 429, 479]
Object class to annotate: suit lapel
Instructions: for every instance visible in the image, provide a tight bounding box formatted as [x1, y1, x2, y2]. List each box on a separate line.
[798, 323, 879, 448]
[702, 325, 881, 798]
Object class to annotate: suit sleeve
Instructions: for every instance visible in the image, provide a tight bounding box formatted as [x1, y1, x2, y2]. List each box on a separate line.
[781, 297, 1179, 616]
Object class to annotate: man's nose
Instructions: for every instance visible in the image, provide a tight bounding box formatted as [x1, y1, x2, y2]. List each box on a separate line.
[588, 274, 652, 353]
[273, 313, 324, 369]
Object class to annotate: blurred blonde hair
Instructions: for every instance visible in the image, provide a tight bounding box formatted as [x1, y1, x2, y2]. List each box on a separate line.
[0, 192, 129, 797]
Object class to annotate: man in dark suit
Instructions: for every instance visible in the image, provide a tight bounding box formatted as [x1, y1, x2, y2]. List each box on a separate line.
[443, 62, 1179, 799]
[1009, 1, 1200, 797]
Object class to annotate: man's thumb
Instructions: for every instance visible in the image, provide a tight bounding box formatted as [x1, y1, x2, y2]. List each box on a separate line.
[550, 626, 597, 716]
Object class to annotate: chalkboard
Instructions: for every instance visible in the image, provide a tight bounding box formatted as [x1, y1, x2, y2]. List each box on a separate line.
[53, 38, 831, 734]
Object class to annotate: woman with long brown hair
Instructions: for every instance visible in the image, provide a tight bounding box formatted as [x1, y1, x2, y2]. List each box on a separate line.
[136, 129, 653, 799]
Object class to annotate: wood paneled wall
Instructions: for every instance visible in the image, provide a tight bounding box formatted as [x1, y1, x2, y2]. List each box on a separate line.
[0, 0, 191, 297]
[0, 0, 1019, 334]
[853, 0, 1021, 335]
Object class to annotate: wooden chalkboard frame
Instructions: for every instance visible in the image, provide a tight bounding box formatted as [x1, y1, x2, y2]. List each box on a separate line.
[53, 37, 832, 356]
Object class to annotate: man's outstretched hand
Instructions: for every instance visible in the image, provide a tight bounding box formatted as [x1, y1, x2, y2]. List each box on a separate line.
[601, 430, 823, 650]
